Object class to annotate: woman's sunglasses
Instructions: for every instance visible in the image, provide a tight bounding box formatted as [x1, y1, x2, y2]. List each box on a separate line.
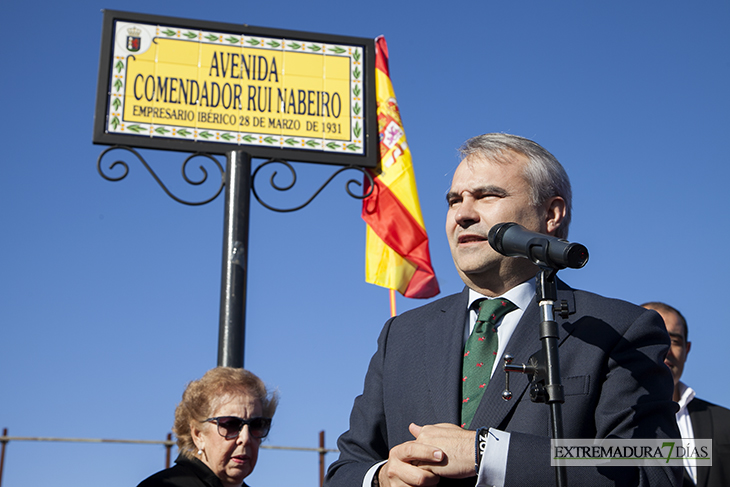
[204, 416, 272, 439]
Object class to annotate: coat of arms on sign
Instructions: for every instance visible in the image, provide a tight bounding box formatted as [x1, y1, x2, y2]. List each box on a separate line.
[126, 26, 141, 52]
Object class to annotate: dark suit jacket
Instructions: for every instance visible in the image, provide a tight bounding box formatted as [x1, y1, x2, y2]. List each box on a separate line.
[324, 282, 682, 487]
[684, 397, 730, 487]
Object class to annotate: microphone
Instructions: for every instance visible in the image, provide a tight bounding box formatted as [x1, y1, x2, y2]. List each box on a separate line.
[487, 222, 589, 270]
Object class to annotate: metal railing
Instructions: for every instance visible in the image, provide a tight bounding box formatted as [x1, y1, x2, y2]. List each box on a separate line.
[0, 428, 337, 487]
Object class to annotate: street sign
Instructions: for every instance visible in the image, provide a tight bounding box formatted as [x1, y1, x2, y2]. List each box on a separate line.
[94, 10, 377, 167]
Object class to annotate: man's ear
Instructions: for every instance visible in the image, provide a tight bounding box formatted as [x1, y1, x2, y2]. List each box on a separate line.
[545, 196, 567, 236]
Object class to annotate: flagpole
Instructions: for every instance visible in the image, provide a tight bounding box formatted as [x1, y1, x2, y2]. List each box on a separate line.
[390, 289, 397, 317]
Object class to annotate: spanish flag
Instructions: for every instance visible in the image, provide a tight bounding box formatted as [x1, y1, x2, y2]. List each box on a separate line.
[361, 36, 439, 301]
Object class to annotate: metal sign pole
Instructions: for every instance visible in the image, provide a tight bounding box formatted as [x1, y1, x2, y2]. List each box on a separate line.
[218, 150, 252, 368]
[96, 146, 372, 370]
[95, 12, 378, 369]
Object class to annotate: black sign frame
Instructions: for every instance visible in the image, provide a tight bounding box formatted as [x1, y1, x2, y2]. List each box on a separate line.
[93, 10, 378, 167]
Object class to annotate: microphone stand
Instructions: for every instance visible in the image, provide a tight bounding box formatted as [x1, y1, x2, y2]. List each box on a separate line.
[503, 267, 568, 487]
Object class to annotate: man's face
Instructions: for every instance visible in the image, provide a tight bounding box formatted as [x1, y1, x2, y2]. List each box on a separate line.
[445, 152, 554, 285]
[655, 308, 691, 387]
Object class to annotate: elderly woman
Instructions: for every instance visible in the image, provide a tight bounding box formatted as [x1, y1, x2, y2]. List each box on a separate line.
[138, 367, 278, 487]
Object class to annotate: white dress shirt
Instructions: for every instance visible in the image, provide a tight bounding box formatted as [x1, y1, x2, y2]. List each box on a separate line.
[675, 381, 697, 484]
[469, 281, 535, 487]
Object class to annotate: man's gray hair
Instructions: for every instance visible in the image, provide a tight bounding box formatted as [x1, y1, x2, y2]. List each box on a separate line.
[459, 133, 572, 239]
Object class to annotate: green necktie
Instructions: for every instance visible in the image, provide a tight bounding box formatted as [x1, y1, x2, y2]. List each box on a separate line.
[461, 298, 517, 428]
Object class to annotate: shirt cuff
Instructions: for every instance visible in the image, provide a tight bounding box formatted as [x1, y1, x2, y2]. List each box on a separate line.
[364, 460, 387, 487]
[476, 428, 511, 487]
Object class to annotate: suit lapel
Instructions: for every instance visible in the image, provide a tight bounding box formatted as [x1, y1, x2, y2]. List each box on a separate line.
[471, 283, 577, 431]
[688, 399, 712, 438]
[688, 400, 711, 487]
[423, 287, 470, 424]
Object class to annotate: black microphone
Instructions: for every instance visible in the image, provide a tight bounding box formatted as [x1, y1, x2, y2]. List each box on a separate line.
[488, 222, 589, 270]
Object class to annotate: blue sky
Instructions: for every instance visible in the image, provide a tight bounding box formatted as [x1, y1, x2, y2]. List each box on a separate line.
[1, 1, 729, 486]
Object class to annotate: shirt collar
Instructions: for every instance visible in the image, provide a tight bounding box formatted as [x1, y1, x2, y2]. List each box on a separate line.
[467, 279, 535, 312]
[676, 381, 696, 410]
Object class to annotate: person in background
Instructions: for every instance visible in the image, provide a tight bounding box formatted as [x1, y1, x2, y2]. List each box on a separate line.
[137, 367, 278, 487]
[641, 302, 730, 487]
[324, 133, 681, 487]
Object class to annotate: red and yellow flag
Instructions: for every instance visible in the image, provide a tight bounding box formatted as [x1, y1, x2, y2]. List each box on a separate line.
[361, 36, 439, 300]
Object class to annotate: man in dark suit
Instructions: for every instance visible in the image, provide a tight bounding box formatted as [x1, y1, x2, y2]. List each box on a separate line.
[641, 302, 730, 487]
[324, 133, 681, 487]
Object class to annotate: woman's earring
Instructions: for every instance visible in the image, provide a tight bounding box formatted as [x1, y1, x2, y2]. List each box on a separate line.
[198, 449, 203, 455]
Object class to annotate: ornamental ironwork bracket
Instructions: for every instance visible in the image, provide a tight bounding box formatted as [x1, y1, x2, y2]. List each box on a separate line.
[250, 158, 374, 213]
[97, 146, 374, 210]
[97, 145, 225, 206]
